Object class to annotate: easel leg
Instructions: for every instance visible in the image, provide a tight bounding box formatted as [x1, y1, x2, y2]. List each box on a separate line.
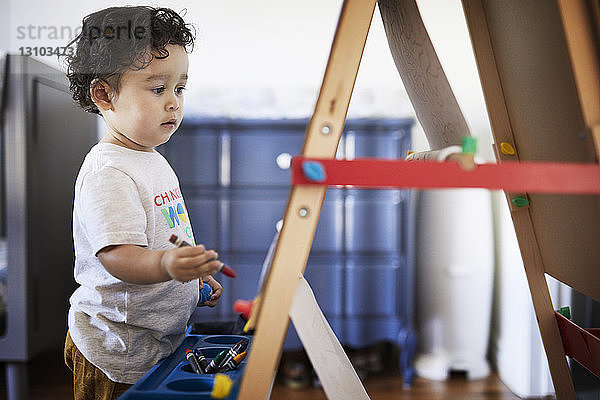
[238, 185, 327, 399]
[237, 2, 377, 397]
[511, 211, 576, 399]
[462, 0, 578, 397]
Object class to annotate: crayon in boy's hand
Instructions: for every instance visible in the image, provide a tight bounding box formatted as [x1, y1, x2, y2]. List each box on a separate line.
[169, 234, 236, 278]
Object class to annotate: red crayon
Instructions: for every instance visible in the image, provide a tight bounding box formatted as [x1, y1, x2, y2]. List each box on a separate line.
[169, 234, 237, 278]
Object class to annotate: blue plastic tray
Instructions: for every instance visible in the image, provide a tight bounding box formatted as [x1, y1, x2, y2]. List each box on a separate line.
[119, 334, 251, 399]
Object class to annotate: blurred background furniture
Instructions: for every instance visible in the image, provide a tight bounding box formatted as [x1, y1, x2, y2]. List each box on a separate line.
[0, 54, 97, 400]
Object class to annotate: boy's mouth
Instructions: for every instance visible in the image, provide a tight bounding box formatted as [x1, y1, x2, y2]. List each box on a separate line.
[161, 119, 177, 127]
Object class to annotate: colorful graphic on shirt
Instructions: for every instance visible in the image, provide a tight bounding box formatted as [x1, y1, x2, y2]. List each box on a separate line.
[155, 187, 193, 239]
[160, 203, 188, 227]
[154, 188, 183, 207]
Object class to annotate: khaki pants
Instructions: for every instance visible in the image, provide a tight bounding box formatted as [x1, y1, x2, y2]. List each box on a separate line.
[64, 331, 132, 400]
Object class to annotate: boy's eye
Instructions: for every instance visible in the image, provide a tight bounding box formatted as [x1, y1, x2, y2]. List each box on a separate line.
[152, 87, 165, 94]
[175, 86, 186, 94]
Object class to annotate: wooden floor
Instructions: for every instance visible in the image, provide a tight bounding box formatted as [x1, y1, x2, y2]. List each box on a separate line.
[0, 345, 534, 400]
[271, 374, 525, 400]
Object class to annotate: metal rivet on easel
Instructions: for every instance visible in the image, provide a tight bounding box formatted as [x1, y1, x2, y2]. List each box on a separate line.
[298, 207, 310, 217]
[320, 124, 331, 135]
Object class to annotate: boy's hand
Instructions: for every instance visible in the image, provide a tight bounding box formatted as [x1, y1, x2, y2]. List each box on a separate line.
[160, 245, 221, 282]
[199, 275, 223, 307]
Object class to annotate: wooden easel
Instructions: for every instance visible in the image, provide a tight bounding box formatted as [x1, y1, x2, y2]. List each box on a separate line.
[237, 0, 468, 398]
[237, 1, 600, 399]
[238, 3, 379, 397]
[463, 1, 600, 398]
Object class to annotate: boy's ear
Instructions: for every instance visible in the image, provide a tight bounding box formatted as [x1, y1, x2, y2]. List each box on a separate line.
[90, 79, 114, 111]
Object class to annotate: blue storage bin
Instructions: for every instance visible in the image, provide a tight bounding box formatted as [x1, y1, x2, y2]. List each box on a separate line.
[227, 188, 343, 253]
[344, 255, 403, 317]
[343, 316, 403, 348]
[229, 128, 303, 187]
[347, 121, 410, 159]
[119, 334, 251, 400]
[304, 254, 344, 316]
[162, 126, 220, 187]
[344, 190, 407, 254]
[228, 188, 287, 253]
[312, 189, 344, 254]
[186, 196, 220, 250]
[343, 255, 405, 347]
[225, 255, 263, 301]
[225, 254, 263, 320]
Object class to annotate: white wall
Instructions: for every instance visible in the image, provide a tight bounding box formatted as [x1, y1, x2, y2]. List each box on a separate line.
[2, 0, 413, 119]
[1, 1, 486, 139]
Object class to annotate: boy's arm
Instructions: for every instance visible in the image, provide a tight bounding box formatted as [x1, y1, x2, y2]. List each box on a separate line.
[97, 244, 222, 284]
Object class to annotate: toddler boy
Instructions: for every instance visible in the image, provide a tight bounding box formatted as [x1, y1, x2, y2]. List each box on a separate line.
[62, 6, 222, 399]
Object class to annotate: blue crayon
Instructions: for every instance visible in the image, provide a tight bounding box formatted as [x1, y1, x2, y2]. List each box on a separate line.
[199, 282, 213, 304]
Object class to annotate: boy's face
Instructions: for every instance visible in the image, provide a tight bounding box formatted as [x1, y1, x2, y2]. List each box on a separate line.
[103, 44, 189, 151]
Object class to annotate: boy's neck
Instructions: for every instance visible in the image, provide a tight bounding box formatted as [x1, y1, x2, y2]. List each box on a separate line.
[100, 131, 155, 152]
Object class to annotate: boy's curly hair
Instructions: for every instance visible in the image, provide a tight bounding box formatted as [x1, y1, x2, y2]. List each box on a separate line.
[63, 6, 195, 114]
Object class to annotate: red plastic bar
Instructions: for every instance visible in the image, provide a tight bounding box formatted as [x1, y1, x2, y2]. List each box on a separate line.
[292, 157, 600, 194]
[555, 311, 600, 378]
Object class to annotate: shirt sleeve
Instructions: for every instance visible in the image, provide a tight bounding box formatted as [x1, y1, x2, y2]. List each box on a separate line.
[77, 166, 148, 255]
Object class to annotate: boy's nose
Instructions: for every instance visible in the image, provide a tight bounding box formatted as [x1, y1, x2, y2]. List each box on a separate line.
[166, 95, 180, 111]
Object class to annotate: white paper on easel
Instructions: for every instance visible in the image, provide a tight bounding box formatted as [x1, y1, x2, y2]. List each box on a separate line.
[289, 276, 371, 400]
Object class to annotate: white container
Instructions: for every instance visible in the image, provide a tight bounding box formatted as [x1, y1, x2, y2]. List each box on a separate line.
[414, 188, 494, 380]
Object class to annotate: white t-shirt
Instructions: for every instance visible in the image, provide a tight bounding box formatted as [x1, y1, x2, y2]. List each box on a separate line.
[68, 142, 199, 384]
